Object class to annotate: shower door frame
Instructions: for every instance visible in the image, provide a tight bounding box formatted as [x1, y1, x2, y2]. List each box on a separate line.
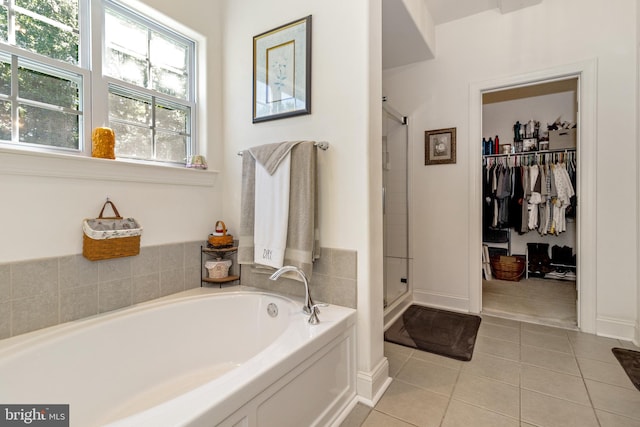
[382, 100, 411, 310]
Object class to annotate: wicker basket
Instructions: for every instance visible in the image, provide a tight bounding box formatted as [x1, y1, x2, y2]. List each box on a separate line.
[490, 255, 525, 281]
[208, 220, 234, 248]
[205, 259, 232, 279]
[82, 200, 142, 261]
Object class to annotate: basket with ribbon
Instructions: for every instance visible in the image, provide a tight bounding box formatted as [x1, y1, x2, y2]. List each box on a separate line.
[82, 200, 142, 261]
[208, 220, 234, 248]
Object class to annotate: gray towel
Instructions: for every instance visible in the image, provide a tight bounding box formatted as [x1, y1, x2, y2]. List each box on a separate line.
[238, 141, 320, 280]
[249, 140, 302, 175]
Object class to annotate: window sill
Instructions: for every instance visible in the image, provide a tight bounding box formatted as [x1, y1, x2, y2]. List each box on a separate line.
[0, 147, 218, 187]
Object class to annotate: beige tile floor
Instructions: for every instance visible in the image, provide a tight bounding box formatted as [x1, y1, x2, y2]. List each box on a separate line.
[482, 278, 577, 329]
[341, 315, 640, 427]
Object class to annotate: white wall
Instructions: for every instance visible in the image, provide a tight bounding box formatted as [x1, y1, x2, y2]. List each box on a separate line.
[383, 0, 638, 338]
[219, 0, 388, 402]
[0, 0, 224, 263]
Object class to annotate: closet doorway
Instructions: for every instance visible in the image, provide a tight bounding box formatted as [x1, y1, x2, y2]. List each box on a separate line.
[481, 78, 579, 329]
[382, 98, 410, 310]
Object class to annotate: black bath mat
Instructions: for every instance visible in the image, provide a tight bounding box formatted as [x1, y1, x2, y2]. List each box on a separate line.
[385, 305, 481, 361]
[612, 347, 640, 391]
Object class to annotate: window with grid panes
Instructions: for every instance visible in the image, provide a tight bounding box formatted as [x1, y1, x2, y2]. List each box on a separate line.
[103, 2, 195, 164]
[0, 0, 83, 150]
[0, 0, 197, 165]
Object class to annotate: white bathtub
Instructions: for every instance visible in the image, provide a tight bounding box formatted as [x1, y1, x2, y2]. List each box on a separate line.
[0, 287, 357, 426]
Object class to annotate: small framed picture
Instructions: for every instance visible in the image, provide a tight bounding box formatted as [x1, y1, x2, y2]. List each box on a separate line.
[425, 127, 456, 165]
[253, 16, 312, 123]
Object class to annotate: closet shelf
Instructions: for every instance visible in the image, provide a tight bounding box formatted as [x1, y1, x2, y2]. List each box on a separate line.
[483, 147, 576, 158]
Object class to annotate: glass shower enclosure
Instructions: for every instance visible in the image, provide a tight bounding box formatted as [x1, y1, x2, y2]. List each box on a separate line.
[382, 99, 410, 308]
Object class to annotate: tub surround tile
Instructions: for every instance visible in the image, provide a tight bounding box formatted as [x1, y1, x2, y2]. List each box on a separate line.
[12, 291, 58, 335]
[312, 250, 331, 276]
[1, 240, 214, 340]
[160, 268, 185, 297]
[99, 278, 132, 313]
[160, 243, 184, 271]
[240, 248, 357, 309]
[0, 301, 10, 339]
[184, 265, 201, 290]
[312, 274, 357, 308]
[132, 273, 160, 304]
[12, 258, 58, 299]
[98, 257, 132, 282]
[331, 249, 357, 279]
[0, 264, 10, 302]
[184, 241, 203, 268]
[59, 255, 100, 290]
[131, 246, 159, 276]
[60, 284, 99, 323]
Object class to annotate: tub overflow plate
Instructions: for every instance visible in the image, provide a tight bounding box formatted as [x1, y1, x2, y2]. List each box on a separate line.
[267, 303, 278, 317]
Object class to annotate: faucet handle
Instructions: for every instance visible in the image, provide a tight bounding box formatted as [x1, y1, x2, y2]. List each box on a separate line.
[303, 302, 327, 315]
[307, 304, 321, 324]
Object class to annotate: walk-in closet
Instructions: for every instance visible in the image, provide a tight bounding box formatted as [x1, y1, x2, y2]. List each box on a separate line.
[481, 78, 578, 329]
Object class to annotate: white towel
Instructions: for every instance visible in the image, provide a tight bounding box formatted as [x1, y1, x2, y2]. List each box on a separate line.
[238, 141, 320, 281]
[253, 152, 291, 268]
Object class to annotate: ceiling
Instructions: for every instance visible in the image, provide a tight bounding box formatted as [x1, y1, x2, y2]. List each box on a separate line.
[383, 0, 543, 69]
[423, 0, 499, 25]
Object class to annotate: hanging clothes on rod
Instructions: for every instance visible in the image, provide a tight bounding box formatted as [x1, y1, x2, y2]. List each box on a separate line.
[482, 148, 576, 237]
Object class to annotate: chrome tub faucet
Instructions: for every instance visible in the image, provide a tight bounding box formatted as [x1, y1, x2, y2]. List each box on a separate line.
[269, 266, 321, 324]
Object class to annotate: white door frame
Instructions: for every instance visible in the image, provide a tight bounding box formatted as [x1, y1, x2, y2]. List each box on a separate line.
[468, 59, 598, 333]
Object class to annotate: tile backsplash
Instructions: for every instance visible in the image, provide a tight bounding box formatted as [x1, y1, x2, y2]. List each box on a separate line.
[240, 248, 357, 309]
[0, 244, 357, 340]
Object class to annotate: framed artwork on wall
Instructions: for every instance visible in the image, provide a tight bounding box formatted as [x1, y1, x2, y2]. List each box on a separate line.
[253, 16, 312, 123]
[425, 127, 457, 165]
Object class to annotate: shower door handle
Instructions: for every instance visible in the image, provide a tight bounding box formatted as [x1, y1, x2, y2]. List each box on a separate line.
[382, 187, 386, 214]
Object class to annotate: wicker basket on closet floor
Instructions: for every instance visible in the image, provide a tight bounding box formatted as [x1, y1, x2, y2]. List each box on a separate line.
[490, 255, 525, 281]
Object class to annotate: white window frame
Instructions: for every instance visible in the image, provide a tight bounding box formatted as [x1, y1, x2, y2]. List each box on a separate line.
[93, 0, 197, 165]
[0, 0, 91, 154]
[0, 0, 201, 167]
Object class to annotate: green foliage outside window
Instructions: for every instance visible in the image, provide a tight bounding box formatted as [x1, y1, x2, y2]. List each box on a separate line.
[0, 0, 81, 149]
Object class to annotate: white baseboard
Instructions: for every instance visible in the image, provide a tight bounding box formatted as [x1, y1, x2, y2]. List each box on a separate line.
[356, 357, 391, 407]
[413, 289, 470, 313]
[596, 315, 638, 342]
